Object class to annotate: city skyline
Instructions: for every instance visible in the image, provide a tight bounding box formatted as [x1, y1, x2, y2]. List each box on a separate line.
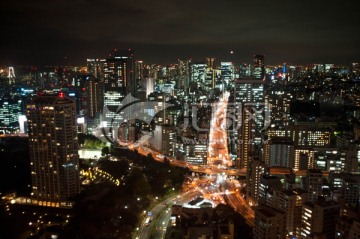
[1, 1, 360, 238]
[1, 49, 360, 238]
[1, 0, 360, 66]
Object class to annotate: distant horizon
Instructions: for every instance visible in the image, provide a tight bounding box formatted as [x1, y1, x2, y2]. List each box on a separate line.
[1, 1, 359, 67]
[1, 50, 359, 68]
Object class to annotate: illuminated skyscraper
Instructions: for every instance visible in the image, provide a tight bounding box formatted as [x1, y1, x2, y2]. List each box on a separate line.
[190, 62, 207, 90]
[239, 63, 251, 78]
[178, 58, 191, 93]
[135, 60, 145, 98]
[135, 60, 144, 80]
[246, 157, 266, 206]
[26, 93, 80, 206]
[252, 54, 265, 79]
[234, 77, 265, 168]
[152, 124, 176, 156]
[264, 90, 292, 126]
[204, 68, 216, 92]
[102, 49, 135, 128]
[103, 49, 135, 107]
[67, 74, 103, 119]
[145, 77, 154, 97]
[184, 144, 208, 165]
[86, 58, 106, 79]
[85, 76, 103, 118]
[206, 57, 215, 69]
[0, 98, 22, 132]
[220, 62, 234, 89]
[234, 77, 264, 103]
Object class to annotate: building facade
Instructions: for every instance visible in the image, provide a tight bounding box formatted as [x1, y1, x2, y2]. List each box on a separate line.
[26, 93, 80, 206]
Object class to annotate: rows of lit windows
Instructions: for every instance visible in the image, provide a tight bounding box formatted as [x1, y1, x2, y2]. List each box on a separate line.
[0, 100, 22, 126]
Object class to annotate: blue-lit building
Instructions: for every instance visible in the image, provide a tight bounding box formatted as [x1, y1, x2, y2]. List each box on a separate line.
[0, 98, 22, 133]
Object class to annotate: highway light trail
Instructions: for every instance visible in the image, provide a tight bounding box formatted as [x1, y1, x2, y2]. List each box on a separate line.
[207, 91, 231, 167]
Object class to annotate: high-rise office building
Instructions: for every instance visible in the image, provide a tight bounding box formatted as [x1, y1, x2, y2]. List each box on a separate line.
[204, 68, 216, 92]
[178, 58, 191, 93]
[145, 77, 155, 98]
[206, 57, 215, 69]
[135, 60, 144, 80]
[234, 78, 264, 103]
[103, 49, 135, 107]
[86, 58, 106, 79]
[246, 157, 266, 206]
[135, 60, 145, 99]
[152, 124, 176, 156]
[85, 76, 103, 118]
[239, 63, 251, 78]
[264, 90, 292, 126]
[263, 136, 294, 167]
[26, 93, 80, 207]
[220, 62, 234, 89]
[102, 49, 136, 129]
[184, 144, 208, 165]
[73, 75, 104, 119]
[252, 54, 265, 79]
[0, 98, 22, 132]
[234, 77, 264, 168]
[190, 62, 207, 91]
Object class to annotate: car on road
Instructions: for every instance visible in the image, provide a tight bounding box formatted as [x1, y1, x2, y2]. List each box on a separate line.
[145, 217, 151, 226]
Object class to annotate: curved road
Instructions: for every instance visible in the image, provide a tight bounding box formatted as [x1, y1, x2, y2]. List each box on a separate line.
[136, 190, 201, 239]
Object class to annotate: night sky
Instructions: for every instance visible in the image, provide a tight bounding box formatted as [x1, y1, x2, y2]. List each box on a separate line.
[1, 0, 360, 66]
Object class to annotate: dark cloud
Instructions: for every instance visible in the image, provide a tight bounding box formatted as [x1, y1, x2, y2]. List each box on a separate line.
[0, 0, 359, 65]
